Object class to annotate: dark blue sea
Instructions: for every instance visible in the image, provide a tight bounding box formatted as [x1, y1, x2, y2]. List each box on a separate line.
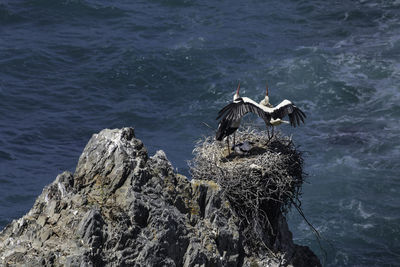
[1, 0, 400, 265]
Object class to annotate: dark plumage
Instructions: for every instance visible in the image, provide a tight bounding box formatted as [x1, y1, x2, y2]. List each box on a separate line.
[216, 117, 237, 141]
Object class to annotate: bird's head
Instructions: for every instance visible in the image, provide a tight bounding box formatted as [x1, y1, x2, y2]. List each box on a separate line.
[233, 82, 240, 100]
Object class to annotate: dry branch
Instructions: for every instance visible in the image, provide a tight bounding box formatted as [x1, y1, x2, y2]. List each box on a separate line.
[189, 127, 305, 255]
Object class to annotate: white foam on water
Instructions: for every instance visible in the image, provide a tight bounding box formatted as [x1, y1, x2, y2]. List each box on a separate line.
[357, 201, 374, 219]
[331, 250, 350, 266]
[339, 199, 374, 219]
[353, 223, 375, 229]
[171, 36, 206, 51]
[294, 45, 319, 53]
[335, 155, 360, 168]
[339, 199, 357, 211]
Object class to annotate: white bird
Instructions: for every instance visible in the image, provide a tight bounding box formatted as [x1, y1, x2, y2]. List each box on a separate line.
[216, 82, 306, 154]
[259, 82, 295, 137]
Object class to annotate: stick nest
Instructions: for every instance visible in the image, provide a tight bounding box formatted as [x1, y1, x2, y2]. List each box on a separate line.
[189, 127, 305, 253]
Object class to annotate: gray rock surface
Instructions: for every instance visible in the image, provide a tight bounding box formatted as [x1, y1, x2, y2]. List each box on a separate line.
[0, 127, 320, 266]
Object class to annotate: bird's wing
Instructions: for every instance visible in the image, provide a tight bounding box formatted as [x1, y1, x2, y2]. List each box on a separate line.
[270, 99, 306, 127]
[216, 97, 269, 122]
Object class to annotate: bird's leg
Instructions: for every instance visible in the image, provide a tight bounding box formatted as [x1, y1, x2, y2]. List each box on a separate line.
[267, 126, 271, 139]
[227, 137, 230, 155]
[271, 126, 274, 139]
[233, 132, 236, 149]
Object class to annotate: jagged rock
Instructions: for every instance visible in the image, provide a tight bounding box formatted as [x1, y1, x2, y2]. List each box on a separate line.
[0, 127, 320, 266]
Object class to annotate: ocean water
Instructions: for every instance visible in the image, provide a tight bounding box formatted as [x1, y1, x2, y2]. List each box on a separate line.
[1, 0, 400, 265]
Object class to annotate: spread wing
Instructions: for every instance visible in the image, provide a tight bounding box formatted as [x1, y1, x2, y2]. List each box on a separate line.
[270, 100, 306, 127]
[216, 97, 269, 122]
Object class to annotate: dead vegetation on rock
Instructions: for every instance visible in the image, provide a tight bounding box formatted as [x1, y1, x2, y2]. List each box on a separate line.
[189, 127, 305, 255]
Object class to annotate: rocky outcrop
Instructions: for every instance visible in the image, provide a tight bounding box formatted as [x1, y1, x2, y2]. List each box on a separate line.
[0, 127, 320, 266]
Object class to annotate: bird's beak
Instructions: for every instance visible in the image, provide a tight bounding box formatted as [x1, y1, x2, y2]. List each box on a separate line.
[236, 82, 240, 95]
[266, 82, 269, 96]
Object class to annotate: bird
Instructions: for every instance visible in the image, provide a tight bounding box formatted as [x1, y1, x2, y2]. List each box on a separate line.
[216, 82, 257, 154]
[259, 82, 306, 128]
[259, 82, 301, 138]
[216, 82, 306, 154]
[259, 82, 275, 137]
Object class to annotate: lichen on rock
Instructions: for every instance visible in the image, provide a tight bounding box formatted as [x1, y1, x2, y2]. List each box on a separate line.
[0, 127, 320, 266]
